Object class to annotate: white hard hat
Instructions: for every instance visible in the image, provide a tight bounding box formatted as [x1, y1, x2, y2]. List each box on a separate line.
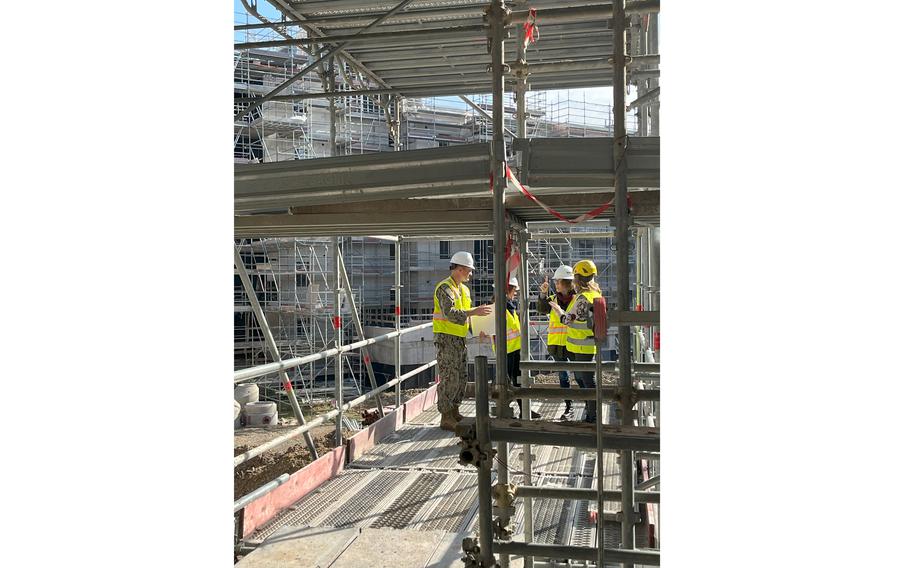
[508, 276, 520, 289]
[553, 265, 574, 281]
[450, 251, 475, 269]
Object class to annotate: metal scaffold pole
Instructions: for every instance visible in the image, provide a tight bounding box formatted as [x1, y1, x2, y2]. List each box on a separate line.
[595, 342, 606, 568]
[515, 20, 533, 563]
[233, 245, 319, 460]
[474, 356, 496, 567]
[612, 1, 637, 566]
[489, 2, 511, 567]
[334, 236, 344, 447]
[336, 244, 385, 416]
[518, 230, 534, 568]
[328, 56, 338, 157]
[394, 237, 402, 408]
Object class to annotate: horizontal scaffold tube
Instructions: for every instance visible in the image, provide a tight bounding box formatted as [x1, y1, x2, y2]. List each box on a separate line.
[519, 361, 660, 374]
[514, 484, 660, 504]
[492, 385, 659, 401]
[464, 383, 659, 401]
[234, 360, 436, 468]
[233, 473, 290, 512]
[492, 541, 660, 565]
[233, 322, 431, 383]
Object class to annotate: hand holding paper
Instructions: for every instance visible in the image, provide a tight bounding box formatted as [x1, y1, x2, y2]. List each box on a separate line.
[549, 301, 565, 316]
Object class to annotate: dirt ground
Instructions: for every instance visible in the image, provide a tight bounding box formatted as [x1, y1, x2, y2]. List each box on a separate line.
[234, 389, 423, 500]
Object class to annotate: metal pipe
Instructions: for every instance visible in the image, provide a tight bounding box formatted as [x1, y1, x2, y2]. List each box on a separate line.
[530, 232, 616, 240]
[233, 323, 431, 382]
[234, 24, 488, 50]
[612, 2, 635, 565]
[399, 234, 492, 242]
[518, 232, 534, 567]
[471, 385, 659, 403]
[595, 343, 605, 568]
[627, 86, 660, 109]
[518, 361, 659, 373]
[234, 0, 413, 120]
[233, 473, 290, 513]
[492, 541, 659, 565]
[233, 245, 319, 459]
[507, 1, 661, 25]
[458, 95, 518, 139]
[234, 360, 436, 467]
[475, 356, 496, 567]
[337, 244, 384, 416]
[235, 7, 486, 30]
[514, 485, 659, 504]
[394, 237, 402, 407]
[262, 0, 398, 91]
[636, 474, 660, 491]
[334, 237, 344, 447]
[487, 420, 659, 451]
[490, 4, 510, 566]
[328, 57, 337, 157]
[235, 84, 490, 102]
[515, 31, 531, 562]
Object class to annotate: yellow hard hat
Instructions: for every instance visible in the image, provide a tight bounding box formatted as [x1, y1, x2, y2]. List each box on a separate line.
[573, 260, 597, 278]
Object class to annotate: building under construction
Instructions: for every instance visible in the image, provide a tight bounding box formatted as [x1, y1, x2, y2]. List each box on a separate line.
[233, 1, 660, 567]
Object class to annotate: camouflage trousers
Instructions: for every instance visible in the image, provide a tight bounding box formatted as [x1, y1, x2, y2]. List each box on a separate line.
[435, 333, 468, 415]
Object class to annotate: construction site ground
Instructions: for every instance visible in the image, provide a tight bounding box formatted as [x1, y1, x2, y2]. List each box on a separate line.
[235, 389, 423, 499]
[237, 378, 656, 568]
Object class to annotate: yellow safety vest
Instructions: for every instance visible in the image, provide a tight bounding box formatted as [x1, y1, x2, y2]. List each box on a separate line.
[506, 308, 521, 353]
[566, 290, 602, 355]
[432, 277, 472, 337]
[546, 294, 569, 347]
[488, 307, 521, 353]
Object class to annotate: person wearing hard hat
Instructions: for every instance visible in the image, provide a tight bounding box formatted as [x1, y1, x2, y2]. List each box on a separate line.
[483, 276, 541, 419]
[434, 251, 493, 432]
[548, 260, 603, 423]
[537, 265, 577, 420]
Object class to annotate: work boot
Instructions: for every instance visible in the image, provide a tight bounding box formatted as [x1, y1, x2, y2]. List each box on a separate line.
[440, 412, 459, 432]
[453, 408, 465, 422]
[512, 402, 542, 420]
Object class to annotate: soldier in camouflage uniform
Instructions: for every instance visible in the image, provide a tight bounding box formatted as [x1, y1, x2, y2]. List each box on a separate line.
[433, 251, 492, 431]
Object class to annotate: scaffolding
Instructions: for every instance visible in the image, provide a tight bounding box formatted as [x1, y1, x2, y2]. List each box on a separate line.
[233, 1, 661, 566]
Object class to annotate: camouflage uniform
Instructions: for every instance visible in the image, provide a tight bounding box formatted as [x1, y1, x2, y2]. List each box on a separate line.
[434, 284, 469, 415]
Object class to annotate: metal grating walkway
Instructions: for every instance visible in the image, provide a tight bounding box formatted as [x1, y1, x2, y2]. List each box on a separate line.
[244, 396, 655, 565]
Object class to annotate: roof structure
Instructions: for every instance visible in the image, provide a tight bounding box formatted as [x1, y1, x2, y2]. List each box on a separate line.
[235, 0, 660, 100]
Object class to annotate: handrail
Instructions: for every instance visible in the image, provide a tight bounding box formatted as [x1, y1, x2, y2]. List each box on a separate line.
[233, 322, 431, 383]
[234, 359, 437, 468]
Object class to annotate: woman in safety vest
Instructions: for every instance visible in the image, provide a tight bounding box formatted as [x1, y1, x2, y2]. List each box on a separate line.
[536, 265, 577, 420]
[549, 260, 602, 423]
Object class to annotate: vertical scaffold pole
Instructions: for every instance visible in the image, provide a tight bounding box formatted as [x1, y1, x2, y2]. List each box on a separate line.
[612, 1, 636, 566]
[395, 237, 402, 408]
[490, 2, 511, 566]
[334, 236, 344, 447]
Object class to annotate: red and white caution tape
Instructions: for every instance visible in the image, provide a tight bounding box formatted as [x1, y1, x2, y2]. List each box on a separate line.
[522, 8, 540, 49]
[505, 166, 625, 224]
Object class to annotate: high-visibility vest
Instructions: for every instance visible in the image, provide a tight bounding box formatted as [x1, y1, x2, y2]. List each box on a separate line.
[506, 308, 521, 353]
[432, 277, 472, 337]
[546, 294, 569, 347]
[566, 289, 602, 355]
[488, 307, 521, 353]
